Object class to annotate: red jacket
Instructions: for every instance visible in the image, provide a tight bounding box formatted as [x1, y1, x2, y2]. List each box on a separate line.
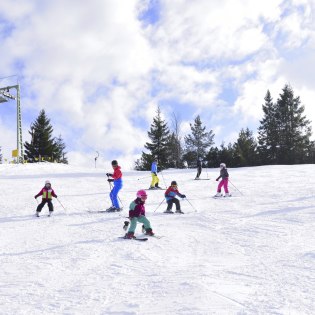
[112, 166, 122, 180]
[35, 187, 57, 200]
[165, 186, 184, 201]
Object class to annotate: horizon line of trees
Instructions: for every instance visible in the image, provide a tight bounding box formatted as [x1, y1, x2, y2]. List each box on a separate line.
[135, 84, 315, 170]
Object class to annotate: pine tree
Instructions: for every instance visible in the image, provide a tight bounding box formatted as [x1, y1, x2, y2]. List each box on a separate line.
[166, 132, 181, 168]
[234, 128, 258, 166]
[257, 90, 278, 164]
[217, 142, 236, 167]
[184, 115, 215, 163]
[206, 147, 220, 167]
[24, 109, 66, 163]
[138, 107, 170, 170]
[165, 113, 184, 168]
[54, 135, 68, 164]
[275, 85, 313, 164]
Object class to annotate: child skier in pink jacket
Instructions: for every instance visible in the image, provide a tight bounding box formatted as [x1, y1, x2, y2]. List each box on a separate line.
[34, 180, 58, 217]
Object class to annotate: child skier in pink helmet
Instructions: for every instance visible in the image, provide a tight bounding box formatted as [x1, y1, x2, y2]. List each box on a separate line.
[124, 190, 154, 239]
[34, 180, 58, 217]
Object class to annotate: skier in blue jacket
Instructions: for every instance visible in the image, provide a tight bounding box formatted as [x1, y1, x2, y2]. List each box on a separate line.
[149, 159, 162, 189]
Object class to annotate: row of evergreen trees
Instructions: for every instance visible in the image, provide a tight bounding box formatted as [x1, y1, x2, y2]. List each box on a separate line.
[135, 84, 315, 169]
[24, 109, 68, 163]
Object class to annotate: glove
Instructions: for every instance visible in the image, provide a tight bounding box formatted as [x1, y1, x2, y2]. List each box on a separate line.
[34, 196, 37, 199]
[55, 195, 58, 198]
[123, 221, 129, 231]
[216, 178, 219, 181]
[153, 172, 157, 176]
[106, 173, 113, 177]
[181, 194, 186, 198]
[108, 179, 114, 182]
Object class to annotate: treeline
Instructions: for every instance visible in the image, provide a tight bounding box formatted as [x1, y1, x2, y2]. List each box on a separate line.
[23, 109, 68, 163]
[135, 84, 315, 169]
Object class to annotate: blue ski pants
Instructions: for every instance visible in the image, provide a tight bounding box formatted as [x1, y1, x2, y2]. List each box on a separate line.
[110, 179, 123, 208]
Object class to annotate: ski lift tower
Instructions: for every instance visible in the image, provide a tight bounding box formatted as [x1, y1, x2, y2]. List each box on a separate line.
[0, 84, 24, 163]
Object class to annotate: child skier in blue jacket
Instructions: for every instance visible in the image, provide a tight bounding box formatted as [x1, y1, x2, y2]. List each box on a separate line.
[164, 181, 186, 214]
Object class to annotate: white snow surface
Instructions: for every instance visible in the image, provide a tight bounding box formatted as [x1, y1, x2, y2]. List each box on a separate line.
[0, 163, 314, 315]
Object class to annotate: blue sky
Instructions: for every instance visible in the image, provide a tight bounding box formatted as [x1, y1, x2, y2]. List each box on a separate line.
[0, 0, 315, 168]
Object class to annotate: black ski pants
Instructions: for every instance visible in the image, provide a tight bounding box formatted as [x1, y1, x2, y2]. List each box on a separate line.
[167, 198, 180, 211]
[36, 199, 54, 212]
[196, 166, 202, 178]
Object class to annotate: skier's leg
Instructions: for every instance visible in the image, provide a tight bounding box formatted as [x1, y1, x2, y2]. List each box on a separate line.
[138, 216, 153, 235]
[217, 180, 224, 192]
[174, 198, 180, 211]
[36, 200, 46, 212]
[111, 181, 122, 209]
[47, 200, 54, 212]
[166, 199, 174, 210]
[223, 179, 229, 193]
[138, 216, 151, 230]
[150, 174, 155, 188]
[127, 217, 138, 233]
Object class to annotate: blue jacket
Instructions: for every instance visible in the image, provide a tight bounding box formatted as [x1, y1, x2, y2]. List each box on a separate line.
[151, 161, 157, 173]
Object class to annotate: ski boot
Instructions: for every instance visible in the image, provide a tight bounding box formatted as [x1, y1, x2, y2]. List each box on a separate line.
[124, 232, 135, 239]
[48, 211, 53, 217]
[106, 206, 116, 212]
[175, 209, 184, 214]
[35, 211, 40, 217]
[214, 192, 222, 197]
[145, 228, 154, 236]
[164, 209, 174, 214]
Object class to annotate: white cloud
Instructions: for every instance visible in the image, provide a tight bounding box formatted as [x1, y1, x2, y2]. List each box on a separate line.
[1, 0, 315, 166]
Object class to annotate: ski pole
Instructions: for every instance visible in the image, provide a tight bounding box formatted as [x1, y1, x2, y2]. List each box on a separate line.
[137, 175, 150, 181]
[57, 198, 67, 213]
[160, 171, 167, 189]
[154, 198, 165, 212]
[228, 179, 243, 196]
[205, 167, 209, 179]
[184, 198, 198, 212]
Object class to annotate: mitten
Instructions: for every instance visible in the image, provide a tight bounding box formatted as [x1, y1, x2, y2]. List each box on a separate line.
[181, 194, 186, 198]
[123, 221, 129, 231]
[108, 179, 114, 182]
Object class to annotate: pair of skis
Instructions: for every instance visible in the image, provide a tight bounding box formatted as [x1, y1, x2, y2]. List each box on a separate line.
[118, 234, 163, 242]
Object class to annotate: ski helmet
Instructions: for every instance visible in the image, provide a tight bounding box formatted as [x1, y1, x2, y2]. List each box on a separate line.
[220, 163, 226, 168]
[111, 160, 118, 166]
[171, 180, 177, 186]
[136, 190, 147, 199]
[45, 180, 51, 185]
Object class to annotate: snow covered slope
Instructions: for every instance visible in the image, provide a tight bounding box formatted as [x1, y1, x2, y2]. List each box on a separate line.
[0, 163, 314, 314]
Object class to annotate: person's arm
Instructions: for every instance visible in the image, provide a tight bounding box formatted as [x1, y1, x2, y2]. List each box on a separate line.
[34, 188, 43, 198]
[176, 190, 186, 198]
[51, 190, 58, 198]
